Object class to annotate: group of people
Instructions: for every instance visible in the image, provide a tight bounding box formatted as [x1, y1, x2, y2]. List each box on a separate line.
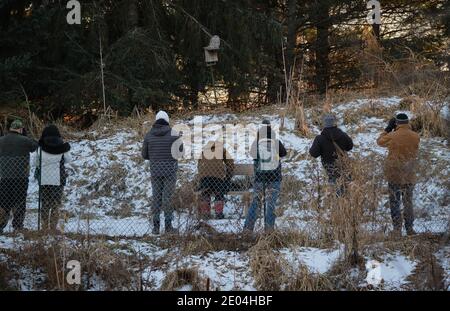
[143, 110, 420, 237]
[0, 120, 71, 233]
[0, 109, 420, 238]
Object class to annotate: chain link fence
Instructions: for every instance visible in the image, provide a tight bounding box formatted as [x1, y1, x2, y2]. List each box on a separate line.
[0, 149, 448, 242]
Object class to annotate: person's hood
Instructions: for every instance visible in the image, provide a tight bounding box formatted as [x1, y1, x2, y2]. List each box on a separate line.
[321, 126, 346, 141]
[41, 125, 61, 139]
[150, 123, 172, 137]
[39, 136, 71, 154]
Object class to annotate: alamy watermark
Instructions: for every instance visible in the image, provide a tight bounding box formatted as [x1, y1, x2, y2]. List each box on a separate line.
[66, 1, 381, 26]
[367, 0, 381, 25]
[169, 117, 281, 161]
[66, 0, 81, 25]
[66, 259, 81, 285]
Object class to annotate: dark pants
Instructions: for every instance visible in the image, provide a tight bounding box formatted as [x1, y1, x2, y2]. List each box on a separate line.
[40, 185, 63, 230]
[198, 177, 229, 201]
[388, 183, 414, 231]
[151, 175, 176, 227]
[325, 163, 350, 197]
[0, 178, 29, 231]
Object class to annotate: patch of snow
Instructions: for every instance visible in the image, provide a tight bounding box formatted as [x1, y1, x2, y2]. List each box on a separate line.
[280, 246, 344, 274]
[365, 252, 417, 290]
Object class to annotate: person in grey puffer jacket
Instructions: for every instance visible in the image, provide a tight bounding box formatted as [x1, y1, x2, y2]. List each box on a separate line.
[142, 111, 183, 235]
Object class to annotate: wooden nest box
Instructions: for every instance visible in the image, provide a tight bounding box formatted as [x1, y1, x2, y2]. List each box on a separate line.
[204, 35, 220, 66]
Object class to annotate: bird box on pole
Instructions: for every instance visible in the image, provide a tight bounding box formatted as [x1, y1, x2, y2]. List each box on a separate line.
[204, 35, 220, 66]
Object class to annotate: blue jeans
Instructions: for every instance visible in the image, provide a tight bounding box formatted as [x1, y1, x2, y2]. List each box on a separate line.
[244, 181, 281, 231]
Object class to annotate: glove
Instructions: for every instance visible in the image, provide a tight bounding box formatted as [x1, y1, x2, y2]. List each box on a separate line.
[385, 118, 396, 133]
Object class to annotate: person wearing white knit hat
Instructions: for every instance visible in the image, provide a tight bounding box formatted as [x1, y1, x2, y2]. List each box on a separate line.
[142, 110, 183, 235]
[155, 110, 169, 124]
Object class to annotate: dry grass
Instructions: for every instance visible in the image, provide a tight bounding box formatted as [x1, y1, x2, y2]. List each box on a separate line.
[342, 100, 398, 125]
[407, 97, 447, 138]
[161, 267, 207, 291]
[0, 236, 140, 290]
[0, 260, 13, 290]
[286, 265, 334, 291]
[248, 235, 290, 290]
[307, 154, 388, 266]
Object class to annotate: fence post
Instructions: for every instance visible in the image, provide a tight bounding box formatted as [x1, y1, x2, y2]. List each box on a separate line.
[263, 180, 266, 231]
[37, 147, 41, 231]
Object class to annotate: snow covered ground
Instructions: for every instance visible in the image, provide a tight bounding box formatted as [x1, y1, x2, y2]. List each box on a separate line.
[0, 96, 448, 290]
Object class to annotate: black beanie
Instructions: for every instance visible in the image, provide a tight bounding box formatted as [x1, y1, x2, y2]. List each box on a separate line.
[396, 113, 409, 124]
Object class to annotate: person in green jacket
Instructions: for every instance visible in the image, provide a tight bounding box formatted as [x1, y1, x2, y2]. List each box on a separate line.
[0, 120, 38, 233]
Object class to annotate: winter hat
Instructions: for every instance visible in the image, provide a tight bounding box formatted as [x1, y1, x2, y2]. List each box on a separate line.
[155, 110, 169, 124]
[396, 113, 409, 124]
[39, 125, 70, 154]
[322, 114, 337, 128]
[10, 119, 23, 130]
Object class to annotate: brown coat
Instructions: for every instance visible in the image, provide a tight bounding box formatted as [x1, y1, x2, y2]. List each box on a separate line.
[197, 141, 235, 180]
[377, 124, 420, 184]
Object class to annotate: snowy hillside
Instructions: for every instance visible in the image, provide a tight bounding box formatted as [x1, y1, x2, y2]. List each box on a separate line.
[0, 96, 449, 291]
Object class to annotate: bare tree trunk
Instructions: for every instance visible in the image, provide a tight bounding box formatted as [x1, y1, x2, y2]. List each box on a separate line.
[314, 1, 331, 95]
[128, 0, 139, 29]
[286, 0, 298, 78]
[99, 32, 107, 114]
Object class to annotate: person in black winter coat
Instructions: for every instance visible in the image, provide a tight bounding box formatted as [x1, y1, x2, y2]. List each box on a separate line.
[36, 125, 71, 231]
[0, 120, 38, 233]
[309, 114, 353, 194]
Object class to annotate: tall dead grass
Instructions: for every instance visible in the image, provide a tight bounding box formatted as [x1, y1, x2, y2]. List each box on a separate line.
[161, 267, 207, 291]
[286, 265, 334, 291]
[248, 234, 290, 290]
[399, 96, 448, 138]
[1, 236, 140, 290]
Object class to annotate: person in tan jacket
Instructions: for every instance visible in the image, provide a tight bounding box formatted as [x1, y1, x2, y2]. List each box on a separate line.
[197, 140, 234, 219]
[377, 113, 420, 236]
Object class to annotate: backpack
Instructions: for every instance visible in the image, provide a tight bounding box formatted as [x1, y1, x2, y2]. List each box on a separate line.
[331, 139, 352, 175]
[257, 138, 280, 172]
[35, 152, 68, 186]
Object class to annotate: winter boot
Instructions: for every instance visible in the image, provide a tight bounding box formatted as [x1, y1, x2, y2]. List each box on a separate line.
[214, 201, 225, 219]
[0, 209, 8, 233]
[152, 217, 160, 235]
[198, 198, 211, 219]
[406, 227, 416, 236]
[165, 219, 177, 234]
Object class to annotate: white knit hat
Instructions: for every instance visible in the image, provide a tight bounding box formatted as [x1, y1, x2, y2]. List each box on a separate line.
[155, 110, 169, 123]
